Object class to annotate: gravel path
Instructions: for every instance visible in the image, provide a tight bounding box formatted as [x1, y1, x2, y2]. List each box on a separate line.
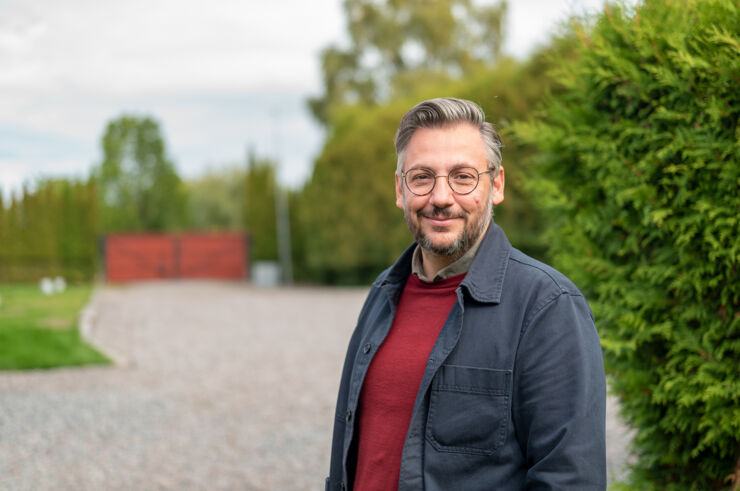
[0, 282, 633, 490]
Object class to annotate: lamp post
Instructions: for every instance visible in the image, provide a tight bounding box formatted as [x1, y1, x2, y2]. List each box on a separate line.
[272, 107, 293, 285]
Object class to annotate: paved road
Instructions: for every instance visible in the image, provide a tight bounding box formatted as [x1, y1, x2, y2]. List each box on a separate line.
[0, 282, 633, 490]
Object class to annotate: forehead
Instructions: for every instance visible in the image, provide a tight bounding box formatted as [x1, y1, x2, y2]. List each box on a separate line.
[404, 123, 486, 169]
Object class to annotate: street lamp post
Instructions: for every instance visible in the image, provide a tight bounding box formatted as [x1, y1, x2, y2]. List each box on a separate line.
[272, 108, 293, 285]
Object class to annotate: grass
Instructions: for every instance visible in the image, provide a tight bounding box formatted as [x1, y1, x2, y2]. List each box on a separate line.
[0, 283, 109, 370]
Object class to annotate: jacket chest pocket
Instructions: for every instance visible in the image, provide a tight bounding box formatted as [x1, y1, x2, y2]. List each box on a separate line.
[426, 364, 511, 456]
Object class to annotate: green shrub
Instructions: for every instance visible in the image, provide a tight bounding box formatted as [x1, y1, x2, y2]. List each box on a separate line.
[0, 179, 98, 282]
[514, 1, 740, 488]
[298, 100, 413, 284]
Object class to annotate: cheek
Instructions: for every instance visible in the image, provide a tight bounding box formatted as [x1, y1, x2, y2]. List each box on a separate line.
[404, 196, 426, 212]
[460, 195, 482, 213]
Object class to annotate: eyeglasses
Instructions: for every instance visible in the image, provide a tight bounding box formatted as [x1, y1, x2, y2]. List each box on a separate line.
[401, 167, 493, 196]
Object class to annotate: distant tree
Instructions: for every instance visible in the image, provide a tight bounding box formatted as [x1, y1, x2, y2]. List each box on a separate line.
[0, 190, 5, 265]
[0, 190, 9, 279]
[0, 178, 98, 282]
[299, 101, 413, 283]
[1, 193, 22, 279]
[55, 178, 98, 281]
[243, 152, 278, 261]
[185, 167, 245, 230]
[309, 0, 507, 124]
[95, 115, 188, 232]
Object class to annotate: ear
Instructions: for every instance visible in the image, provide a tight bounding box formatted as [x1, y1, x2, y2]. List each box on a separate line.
[491, 166, 505, 205]
[395, 173, 404, 210]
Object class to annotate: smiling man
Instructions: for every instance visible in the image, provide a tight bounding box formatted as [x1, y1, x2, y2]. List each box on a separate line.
[326, 98, 606, 490]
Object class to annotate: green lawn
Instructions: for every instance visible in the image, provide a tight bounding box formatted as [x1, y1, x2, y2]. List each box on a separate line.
[0, 283, 109, 370]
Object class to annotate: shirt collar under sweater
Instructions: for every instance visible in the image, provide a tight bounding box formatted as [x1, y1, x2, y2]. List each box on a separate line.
[410, 228, 485, 282]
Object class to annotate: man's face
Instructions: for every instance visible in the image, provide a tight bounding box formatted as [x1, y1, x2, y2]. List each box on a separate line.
[395, 123, 505, 259]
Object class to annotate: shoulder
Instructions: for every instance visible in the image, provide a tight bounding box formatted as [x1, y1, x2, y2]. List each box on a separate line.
[502, 249, 593, 332]
[506, 248, 584, 298]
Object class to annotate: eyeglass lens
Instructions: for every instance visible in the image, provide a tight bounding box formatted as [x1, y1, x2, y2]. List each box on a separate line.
[404, 167, 481, 195]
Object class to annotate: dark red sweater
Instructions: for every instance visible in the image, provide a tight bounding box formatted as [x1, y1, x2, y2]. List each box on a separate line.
[354, 272, 465, 490]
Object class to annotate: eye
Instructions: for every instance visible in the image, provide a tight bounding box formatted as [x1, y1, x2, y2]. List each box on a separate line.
[450, 168, 476, 183]
[408, 170, 433, 183]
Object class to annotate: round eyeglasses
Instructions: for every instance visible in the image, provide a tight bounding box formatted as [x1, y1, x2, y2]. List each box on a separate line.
[401, 167, 493, 196]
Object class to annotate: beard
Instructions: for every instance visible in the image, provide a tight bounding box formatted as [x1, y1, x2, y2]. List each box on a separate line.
[403, 191, 493, 261]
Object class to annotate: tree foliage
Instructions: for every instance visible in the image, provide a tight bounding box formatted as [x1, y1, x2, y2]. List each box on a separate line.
[243, 153, 278, 262]
[299, 101, 413, 283]
[513, 1, 740, 488]
[95, 115, 188, 233]
[308, 0, 507, 123]
[185, 166, 245, 230]
[0, 179, 98, 282]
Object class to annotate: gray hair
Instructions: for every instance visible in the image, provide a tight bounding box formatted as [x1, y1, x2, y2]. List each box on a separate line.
[394, 97, 502, 176]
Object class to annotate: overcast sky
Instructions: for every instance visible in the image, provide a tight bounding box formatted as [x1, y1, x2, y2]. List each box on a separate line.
[0, 0, 627, 197]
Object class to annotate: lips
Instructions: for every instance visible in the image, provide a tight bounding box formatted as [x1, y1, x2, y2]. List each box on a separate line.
[425, 216, 457, 225]
[420, 211, 463, 227]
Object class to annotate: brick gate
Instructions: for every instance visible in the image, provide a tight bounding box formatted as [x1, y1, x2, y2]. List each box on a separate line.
[104, 234, 248, 282]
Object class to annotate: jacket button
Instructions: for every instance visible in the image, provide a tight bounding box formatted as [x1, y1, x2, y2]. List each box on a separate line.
[346, 410, 352, 422]
[363, 343, 372, 354]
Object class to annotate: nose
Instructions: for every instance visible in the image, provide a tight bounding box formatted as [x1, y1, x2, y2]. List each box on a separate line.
[428, 175, 455, 208]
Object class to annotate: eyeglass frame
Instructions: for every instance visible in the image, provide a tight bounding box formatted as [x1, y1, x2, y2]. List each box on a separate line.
[400, 166, 494, 196]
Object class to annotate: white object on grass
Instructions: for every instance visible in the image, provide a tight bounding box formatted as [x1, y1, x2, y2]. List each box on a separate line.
[39, 277, 54, 295]
[53, 276, 67, 293]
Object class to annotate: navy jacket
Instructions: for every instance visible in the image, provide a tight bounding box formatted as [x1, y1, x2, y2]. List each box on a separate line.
[326, 223, 606, 490]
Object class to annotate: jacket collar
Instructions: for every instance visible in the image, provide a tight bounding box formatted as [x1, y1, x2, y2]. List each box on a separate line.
[459, 222, 510, 304]
[374, 220, 511, 304]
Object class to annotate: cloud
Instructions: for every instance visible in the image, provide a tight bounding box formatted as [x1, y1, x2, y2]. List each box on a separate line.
[0, 0, 640, 195]
[0, 160, 29, 198]
[0, 0, 344, 95]
[0, 0, 341, 192]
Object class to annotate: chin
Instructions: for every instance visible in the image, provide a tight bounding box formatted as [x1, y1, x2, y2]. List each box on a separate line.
[418, 234, 465, 257]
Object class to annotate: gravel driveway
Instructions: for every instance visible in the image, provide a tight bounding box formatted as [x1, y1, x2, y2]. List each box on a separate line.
[0, 282, 633, 490]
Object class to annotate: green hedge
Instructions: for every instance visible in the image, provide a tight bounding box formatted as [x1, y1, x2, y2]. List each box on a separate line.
[514, 1, 740, 488]
[0, 179, 98, 282]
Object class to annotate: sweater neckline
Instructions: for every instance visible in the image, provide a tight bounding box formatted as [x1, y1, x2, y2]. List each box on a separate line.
[407, 271, 466, 290]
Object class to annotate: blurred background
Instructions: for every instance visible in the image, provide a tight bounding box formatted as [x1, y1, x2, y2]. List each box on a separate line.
[0, 0, 623, 285]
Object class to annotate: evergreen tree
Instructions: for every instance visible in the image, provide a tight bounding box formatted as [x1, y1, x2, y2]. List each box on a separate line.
[514, 1, 740, 488]
[243, 153, 278, 262]
[300, 101, 412, 283]
[0, 179, 99, 282]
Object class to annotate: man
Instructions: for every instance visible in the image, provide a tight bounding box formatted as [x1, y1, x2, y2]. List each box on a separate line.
[326, 98, 606, 490]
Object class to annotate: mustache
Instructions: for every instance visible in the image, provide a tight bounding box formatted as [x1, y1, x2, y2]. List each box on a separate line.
[418, 206, 465, 219]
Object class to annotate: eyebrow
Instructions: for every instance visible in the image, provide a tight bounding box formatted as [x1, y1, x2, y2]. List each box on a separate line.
[405, 162, 474, 172]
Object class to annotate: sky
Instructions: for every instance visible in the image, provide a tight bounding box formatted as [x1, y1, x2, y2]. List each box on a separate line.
[0, 0, 628, 198]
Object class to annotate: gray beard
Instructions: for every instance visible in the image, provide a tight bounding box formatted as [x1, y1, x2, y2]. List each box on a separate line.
[404, 198, 493, 261]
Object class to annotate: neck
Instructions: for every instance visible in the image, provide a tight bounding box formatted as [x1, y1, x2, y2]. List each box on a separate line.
[419, 249, 457, 280]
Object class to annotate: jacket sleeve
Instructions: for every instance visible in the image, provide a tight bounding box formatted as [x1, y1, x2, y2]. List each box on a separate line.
[512, 291, 606, 490]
